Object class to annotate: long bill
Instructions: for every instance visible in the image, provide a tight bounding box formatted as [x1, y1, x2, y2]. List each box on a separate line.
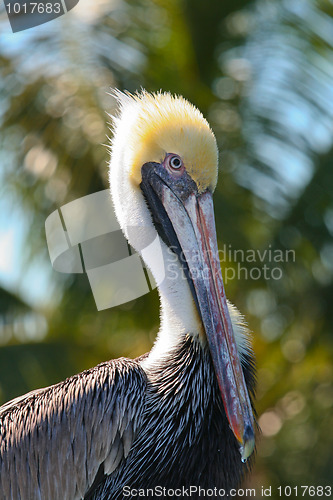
[141, 165, 255, 461]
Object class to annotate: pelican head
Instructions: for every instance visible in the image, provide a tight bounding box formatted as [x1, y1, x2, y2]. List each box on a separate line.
[109, 90, 255, 462]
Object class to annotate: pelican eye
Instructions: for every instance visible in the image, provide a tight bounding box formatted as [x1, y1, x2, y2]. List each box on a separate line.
[164, 153, 184, 174]
[169, 155, 182, 169]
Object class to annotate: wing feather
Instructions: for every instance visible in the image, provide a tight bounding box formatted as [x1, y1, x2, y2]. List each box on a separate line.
[0, 358, 147, 500]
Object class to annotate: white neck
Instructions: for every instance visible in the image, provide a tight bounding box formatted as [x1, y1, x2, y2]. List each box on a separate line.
[139, 230, 253, 369]
[140, 234, 204, 368]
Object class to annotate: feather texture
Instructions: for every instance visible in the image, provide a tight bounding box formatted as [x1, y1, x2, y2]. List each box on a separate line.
[0, 359, 146, 500]
[89, 336, 256, 499]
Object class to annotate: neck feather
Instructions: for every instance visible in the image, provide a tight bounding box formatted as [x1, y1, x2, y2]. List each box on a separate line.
[142, 240, 205, 369]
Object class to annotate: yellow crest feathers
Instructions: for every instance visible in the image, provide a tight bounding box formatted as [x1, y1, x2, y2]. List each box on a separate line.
[112, 91, 218, 193]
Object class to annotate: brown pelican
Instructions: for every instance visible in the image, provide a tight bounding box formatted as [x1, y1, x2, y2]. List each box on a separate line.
[0, 91, 256, 499]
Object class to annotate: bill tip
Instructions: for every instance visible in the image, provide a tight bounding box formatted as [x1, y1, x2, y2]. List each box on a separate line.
[240, 425, 255, 462]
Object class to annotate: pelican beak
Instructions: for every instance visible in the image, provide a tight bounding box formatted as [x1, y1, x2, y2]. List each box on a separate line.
[141, 162, 255, 462]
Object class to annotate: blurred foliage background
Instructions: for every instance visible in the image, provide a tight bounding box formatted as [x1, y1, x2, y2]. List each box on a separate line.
[0, 0, 333, 495]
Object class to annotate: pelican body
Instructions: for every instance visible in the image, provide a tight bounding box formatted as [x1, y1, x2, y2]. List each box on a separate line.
[0, 91, 256, 500]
